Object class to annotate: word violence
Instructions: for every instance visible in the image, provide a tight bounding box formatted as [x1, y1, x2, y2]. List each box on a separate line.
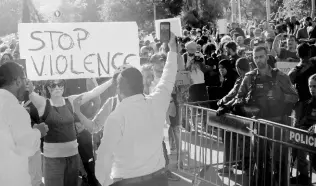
[30, 52, 136, 77]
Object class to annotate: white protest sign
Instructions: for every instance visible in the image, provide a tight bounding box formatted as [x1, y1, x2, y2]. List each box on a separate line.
[217, 19, 228, 34]
[18, 22, 140, 81]
[155, 17, 182, 39]
[276, 61, 298, 74]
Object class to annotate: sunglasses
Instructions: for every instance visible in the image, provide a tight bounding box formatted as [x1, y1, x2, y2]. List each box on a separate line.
[49, 82, 65, 89]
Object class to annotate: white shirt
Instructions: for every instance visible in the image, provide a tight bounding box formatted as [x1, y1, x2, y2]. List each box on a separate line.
[0, 89, 41, 186]
[95, 52, 177, 186]
[190, 68, 205, 84]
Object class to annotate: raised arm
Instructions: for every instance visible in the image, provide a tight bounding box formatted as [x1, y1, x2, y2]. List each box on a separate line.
[68, 78, 113, 109]
[272, 34, 283, 57]
[149, 33, 178, 111]
[73, 95, 114, 133]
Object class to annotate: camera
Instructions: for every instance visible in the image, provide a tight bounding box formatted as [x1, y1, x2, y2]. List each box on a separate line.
[193, 55, 204, 63]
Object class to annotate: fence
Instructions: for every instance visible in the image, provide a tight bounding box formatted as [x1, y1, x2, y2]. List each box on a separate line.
[177, 102, 316, 186]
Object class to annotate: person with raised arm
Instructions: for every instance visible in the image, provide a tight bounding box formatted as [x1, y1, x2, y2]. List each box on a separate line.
[27, 74, 115, 186]
[93, 33, 178, 186]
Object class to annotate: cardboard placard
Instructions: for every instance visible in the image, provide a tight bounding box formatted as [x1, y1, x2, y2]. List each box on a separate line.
[276, 61, 298, 74]
[155, 17, 182, 40]
[18, 22, 140, 81]
[217, 19, 228, 34]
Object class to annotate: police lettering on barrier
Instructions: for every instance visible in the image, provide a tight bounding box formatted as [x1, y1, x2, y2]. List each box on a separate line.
[18, 22, 140, 81]
[289, 130, 316, 147]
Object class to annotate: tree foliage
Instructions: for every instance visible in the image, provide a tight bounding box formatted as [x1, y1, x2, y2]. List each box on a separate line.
[182, 0, 225, 27]
[0, 0, 21, 36]
[99, 0, 184, 30]
[282, 0, 310, 19]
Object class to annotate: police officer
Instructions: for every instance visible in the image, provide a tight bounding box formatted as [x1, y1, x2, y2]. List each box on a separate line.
[291, 73, 316, 185]
[233, 46, 298, 186]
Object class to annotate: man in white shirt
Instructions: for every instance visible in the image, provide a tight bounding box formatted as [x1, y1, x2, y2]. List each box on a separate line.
[95, 33, 178, 186]
[0, 62, 48, 186]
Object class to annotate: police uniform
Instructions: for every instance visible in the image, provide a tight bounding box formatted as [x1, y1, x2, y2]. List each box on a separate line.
[235, 67, 298, 186]
[293, 98, 316, 184]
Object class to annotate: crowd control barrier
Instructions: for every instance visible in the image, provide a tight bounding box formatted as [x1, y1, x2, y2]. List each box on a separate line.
[177, 102, 316, 186]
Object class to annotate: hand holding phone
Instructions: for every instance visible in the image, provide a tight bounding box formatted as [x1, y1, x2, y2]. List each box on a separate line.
[160, 22, 170, 43]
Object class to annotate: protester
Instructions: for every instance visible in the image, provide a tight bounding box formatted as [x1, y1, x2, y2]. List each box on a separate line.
[27, 76, 114, 186]
[0, 62, 48, 186]
[93, 33, 178, 186]
[0, 52, 13, 65]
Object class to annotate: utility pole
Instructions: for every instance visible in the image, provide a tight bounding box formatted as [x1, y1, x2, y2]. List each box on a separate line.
[266, 0, 271, 21]
[312, 0, 315, 18]
[153, 0, 157, 21]
[237, 0, 241, 23]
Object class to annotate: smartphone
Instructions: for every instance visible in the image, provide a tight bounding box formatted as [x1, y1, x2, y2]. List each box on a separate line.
[160, 22, 170, 43]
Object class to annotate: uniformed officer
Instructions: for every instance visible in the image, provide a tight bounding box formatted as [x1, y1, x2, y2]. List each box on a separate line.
[291, 73, 316, 185]
[233, 46, 298, 186]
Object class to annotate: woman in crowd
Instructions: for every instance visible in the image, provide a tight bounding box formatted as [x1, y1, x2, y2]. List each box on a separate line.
[27, 77, 114, 186]
[0, 52, 13, 65]
[217, 59, 239, 99]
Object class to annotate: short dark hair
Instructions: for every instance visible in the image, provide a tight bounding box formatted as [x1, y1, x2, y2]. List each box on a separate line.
[225, 41, 237, 52]
[0, 62, 25, 87]
[309, 73, 316, 82]
[253, 46, 268, 54]
[118, 68, 144, 97]
[203, 43, 216, 56]
[297, 43, 310, 59]
[306, 16, 312, 22]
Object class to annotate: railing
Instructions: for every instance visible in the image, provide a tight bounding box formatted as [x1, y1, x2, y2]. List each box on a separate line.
[177, 102, 316, 186]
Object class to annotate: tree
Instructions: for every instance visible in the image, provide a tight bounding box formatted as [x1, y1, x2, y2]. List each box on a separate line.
[35, 0, 87, 22]
[99, 0, 184, 30]
[0, 0, 21, 36]
[282, 0, 310, 19]
[182, 0, 225, 27]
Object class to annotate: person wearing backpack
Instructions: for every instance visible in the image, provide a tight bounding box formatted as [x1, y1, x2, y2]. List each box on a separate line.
[232, 46, 298, 186]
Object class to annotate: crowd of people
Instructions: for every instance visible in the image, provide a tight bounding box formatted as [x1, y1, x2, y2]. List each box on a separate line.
[138, 16, 316, 185]
[2, 14, 316, 186]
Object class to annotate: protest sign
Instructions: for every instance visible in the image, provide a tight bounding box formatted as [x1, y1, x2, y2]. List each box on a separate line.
[18, 22, 140, 81]
[155, 17, 182, 39]
[276, 61, 298, 74]
[217, 19, 228, 34]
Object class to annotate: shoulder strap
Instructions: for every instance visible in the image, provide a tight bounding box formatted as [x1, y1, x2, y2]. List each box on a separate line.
[65, 98, 73, 113]
[111, 97, 117, 112]
[271, 68, 279, 80]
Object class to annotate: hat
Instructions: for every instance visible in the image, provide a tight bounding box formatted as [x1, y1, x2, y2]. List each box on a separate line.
[185, 41, 197, 50]
[149, 53, 167, 64]
[236, 57, 250, 72]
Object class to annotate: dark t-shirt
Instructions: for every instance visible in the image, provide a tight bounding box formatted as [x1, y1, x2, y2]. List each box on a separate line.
[278, 48, 299, 61]
[287, 21, 300, 35]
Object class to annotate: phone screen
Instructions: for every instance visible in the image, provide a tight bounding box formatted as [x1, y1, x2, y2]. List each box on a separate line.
[160, 22, 170, 43]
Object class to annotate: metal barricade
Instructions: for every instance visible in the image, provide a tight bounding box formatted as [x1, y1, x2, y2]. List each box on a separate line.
[177, 103, 316, 186]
